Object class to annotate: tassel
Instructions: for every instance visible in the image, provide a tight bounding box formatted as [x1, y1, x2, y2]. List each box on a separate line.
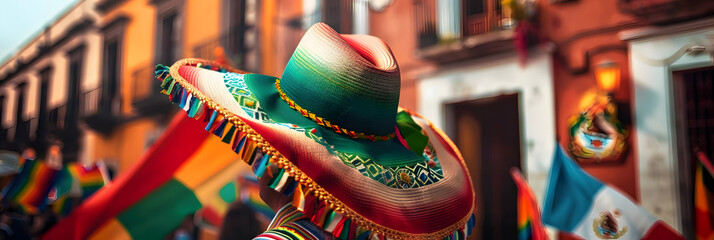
[324, 211, 344, 233]
[242, 144, 258, 165]
[250, 148, 264, 165]
[182, 94, 192, 112]
[302, 191, 317, 219]
[211, 119, 228, 137]
[330, 217, 347, 237]
[467, 214, 475, 236]
[205, 110, 219, 132]
[245, 148, 261, 166]
[253, 154, 270, 178]
[167, 81, 177, 100]
[171, 85, 182, 104]
[311, 204, 328, 228]
[160, 76, 173, 91]
[292, 184, 305, 211]
[209, 114, 226, 133]
[221, 125, 236, 144]
[232, 131, 247, 152]
[273, 170, 290, 192]
[237, 138, 253, 161]
[167, 80, 177, 94]
[281, 178, 296, 196]
[334, 218, 351, 240]
[268, 168, 285, 190]
[355, 229, 371, 240]
[178, 88, 188, 108]
[188, 98, 200, 118]
[233, 135, 247, 154]
[202, 108, 213, 123]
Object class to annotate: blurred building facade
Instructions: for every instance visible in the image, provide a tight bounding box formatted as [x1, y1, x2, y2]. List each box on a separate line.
[0, 0, 102, 166]
[1, 0, 713, 239]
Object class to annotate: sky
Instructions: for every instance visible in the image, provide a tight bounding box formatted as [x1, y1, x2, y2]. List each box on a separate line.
[0, 0, 79, 63]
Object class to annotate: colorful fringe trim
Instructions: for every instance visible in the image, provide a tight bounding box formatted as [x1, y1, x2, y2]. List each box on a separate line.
[155, 59, 474, 240]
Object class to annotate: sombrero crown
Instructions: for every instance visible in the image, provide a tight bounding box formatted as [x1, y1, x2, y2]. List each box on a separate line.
[281, 23, 400, 137]
[155, 23, 475, 240]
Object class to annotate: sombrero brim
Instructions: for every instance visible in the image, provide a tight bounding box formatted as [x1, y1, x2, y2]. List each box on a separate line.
[158, 58, 476, 239]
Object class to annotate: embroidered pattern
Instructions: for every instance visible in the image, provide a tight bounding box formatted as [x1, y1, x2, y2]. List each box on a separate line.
[305, 128, 444, 189]
[224, 73, 273, 123]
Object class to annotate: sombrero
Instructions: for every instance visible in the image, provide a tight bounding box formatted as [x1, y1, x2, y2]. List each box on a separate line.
[154, 23, 476, 240]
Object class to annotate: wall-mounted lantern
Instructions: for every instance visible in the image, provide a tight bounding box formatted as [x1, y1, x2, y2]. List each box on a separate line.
[595, 61, 621, 94]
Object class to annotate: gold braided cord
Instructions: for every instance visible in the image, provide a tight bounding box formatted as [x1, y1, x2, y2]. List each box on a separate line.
[274, 79, 396, 141]
[167, 58, 473, 240]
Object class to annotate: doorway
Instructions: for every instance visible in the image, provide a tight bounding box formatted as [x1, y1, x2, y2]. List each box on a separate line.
[445, 93, 523, 240]
[673, 66, 714, 240]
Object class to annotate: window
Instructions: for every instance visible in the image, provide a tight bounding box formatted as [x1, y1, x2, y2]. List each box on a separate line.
[0, 95, 5, 128]
[462, 0, 503, 36]
[14, 82, 27, 143]
[0, 94, 6, 145]
[37, 66, 52, 145]
[153, 0, 183, 65]
[159, 13, 179, 64]
[101, 17, 127, 115]
[67, 45, 85, 130]
[227, 0, 246, 58]
[151, 0, 182, 100]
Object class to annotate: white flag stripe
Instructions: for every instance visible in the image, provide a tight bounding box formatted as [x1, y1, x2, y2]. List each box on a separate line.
[572, 187, 657, 240]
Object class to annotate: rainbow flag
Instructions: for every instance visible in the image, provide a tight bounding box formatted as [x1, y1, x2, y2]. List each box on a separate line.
[48, 162, 107, 216]
[51, 194, 76, 216]
[510, 168, 548, 240]
[695, 149, 714, 240]
[1, 159, 59, 214]
[44, 111, 248, 240]
[68, 163, 106, 199]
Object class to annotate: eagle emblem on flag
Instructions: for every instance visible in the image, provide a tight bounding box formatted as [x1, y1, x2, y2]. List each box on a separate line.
[593, 209, 628, 239]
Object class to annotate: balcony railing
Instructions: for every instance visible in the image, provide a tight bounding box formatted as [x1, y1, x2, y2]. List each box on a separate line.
[132, 64, 156, 103]
[131, 63, 173, 116]
[82, 87, 101, 116]
[618, 0, 714, 25]
[415, 0, 510, 48]
[193, 25, 256, 71]
[49, 105, 67, 130]
[414, 0, 516, 62]
[81, 86, 123, 134]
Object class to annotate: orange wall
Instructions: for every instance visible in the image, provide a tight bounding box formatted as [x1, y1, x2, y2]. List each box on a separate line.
[101, 0, 156, 115]
[184, 0, 222, 58]
[369, 0, 434, 110]
[540, 0, 641, 199]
